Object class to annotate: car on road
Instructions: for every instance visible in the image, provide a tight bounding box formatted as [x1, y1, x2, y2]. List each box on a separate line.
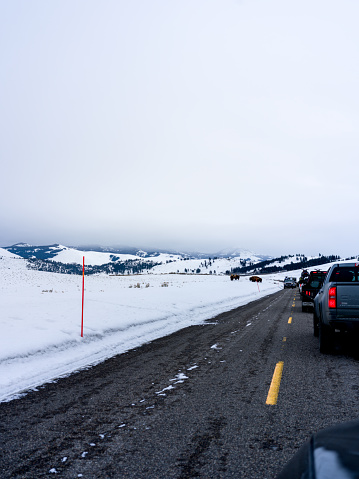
[283, 277, 296, 289]
[301, 270, 327, 312]
[313, 263, 359, 352]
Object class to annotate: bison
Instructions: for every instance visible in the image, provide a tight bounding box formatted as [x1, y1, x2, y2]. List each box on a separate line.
[230, 274, 240, 281]
[249, 275, 262, 283]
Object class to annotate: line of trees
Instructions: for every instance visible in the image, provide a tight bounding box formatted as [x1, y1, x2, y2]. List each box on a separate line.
[230, 255, 341, 275]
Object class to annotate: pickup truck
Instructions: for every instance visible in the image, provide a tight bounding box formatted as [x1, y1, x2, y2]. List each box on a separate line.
[313, 263, 359, 353]
[301, 270, 327, 311]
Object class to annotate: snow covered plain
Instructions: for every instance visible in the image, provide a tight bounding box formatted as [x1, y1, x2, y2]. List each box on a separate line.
[1, 248, 296, 403]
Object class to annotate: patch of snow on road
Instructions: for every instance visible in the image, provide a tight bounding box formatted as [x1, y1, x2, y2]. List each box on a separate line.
[187, 365, 198, 371]
[170, 373, 189, 383]
[155, 385, 175, 396]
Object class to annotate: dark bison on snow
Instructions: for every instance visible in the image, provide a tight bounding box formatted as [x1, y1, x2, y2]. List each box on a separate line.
[249, 275, 262, 283]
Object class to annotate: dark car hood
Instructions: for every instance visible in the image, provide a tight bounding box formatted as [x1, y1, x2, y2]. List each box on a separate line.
[277, 419, 359, 479]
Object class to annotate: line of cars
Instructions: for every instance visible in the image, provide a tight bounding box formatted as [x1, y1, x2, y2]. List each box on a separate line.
[298, 263, 359, 353]
[277, 264, 359, 477]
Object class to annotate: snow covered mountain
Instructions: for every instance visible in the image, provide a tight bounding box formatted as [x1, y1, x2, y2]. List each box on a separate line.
[4, 243, 264, 262]
[213, 247, 270, 260]
[4, 243, 68, 260]
[0, 247, 21, 259]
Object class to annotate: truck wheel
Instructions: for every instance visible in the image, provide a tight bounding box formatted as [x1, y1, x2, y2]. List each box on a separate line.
[302, 304, 306, 312]
[313, 311, 319, 337]
[319, 321, 333, 354]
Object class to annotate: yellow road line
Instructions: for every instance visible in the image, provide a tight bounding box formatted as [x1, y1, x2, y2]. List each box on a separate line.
[282, 337, 287, 342]
[266, 361, 284, 405]
[288, 317, 292, 324]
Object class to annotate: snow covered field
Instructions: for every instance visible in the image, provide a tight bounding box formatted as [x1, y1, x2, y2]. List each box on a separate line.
[0, 249, 300, 403]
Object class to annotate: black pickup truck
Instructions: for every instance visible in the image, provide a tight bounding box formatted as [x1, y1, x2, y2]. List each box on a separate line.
[301, 270, 327, 312]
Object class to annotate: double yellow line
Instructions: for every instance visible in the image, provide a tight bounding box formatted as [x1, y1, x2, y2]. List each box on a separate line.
[266, 293, 296, 405]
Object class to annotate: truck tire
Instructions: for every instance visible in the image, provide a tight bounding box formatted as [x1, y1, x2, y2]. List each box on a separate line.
[319, 320, 333, 354]
[313, 311, 319, 337]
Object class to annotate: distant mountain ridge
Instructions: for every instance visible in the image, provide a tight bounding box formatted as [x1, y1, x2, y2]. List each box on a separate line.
[2, 243, 349, 277]
[4, 243, 269, 261]
[4, 243, 65, 260]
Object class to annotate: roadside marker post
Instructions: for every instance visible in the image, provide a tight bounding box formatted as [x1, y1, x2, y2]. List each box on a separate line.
[81, 256, 85, 337]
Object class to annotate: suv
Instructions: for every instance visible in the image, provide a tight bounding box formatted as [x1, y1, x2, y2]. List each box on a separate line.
[301, 270, 327, 312]
[284, 277, 297, 289]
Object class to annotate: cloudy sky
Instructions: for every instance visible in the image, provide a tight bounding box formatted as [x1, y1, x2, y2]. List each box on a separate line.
[1, 0, 358, 257]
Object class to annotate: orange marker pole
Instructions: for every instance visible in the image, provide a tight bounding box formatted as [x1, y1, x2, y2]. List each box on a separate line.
[81, 256, 85, 337]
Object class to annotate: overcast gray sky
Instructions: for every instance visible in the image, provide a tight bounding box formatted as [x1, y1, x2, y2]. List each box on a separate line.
[1, 0, 358, 257]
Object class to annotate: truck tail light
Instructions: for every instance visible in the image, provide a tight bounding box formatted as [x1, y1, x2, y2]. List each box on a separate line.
[328, 287, 336, 308]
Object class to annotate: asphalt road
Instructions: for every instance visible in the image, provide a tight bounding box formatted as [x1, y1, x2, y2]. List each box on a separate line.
[1, 288, 359, 479]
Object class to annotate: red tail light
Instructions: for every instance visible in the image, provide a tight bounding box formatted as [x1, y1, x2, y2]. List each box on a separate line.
[328, 287, 336, 308]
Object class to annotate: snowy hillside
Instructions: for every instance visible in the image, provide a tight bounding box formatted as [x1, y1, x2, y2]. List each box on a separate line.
[49, 246, 186, 267]
[151, 255, 256, 275]
[3, 243, 266, 275]
[0, 247, 21, 258]
[3, 243, 347, 276]
[50, 247, 266, 275]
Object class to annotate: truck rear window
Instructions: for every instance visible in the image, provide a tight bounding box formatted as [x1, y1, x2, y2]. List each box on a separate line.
[329, 267, 359, 282]
[308, 273, 326, 288]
